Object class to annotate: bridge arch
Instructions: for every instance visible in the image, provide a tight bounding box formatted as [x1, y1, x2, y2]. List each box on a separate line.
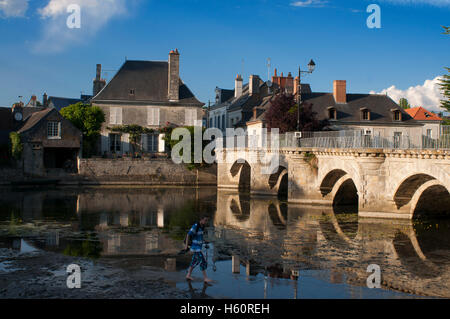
[393, 173, 450, 217]
[230, 159, 251, 192]
[268, 166, 288, 198]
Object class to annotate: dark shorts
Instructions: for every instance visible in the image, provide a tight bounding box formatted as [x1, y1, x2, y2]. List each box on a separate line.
[190, 252, 207, 271]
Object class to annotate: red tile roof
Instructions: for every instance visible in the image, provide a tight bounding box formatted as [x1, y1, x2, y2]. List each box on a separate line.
[404, 107, 442, 121]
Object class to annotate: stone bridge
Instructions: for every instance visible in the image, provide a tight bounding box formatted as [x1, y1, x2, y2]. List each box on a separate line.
[216, 147, 450, 219]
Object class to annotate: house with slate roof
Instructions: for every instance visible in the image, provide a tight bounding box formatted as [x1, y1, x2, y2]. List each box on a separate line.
[246, 79, 424, 143]
[91, 49, 204, 156]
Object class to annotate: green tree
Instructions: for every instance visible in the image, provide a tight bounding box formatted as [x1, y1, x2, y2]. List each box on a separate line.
[60, 103, 105, 157]
[439, 26, 450, 112]
[398, 98, 411, 109]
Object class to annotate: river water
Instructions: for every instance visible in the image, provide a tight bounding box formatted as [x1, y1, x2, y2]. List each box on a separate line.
[0, 186, 449, 298]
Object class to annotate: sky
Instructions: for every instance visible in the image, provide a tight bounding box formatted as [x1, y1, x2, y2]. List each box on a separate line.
[0, 0, 449, 112]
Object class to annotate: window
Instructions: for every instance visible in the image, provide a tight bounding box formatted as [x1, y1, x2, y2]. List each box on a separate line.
[393, 132, 402, 148]
[147, 134, 158, 153]
[47, 122, 61, 138]
[361, 109, 370, 121]
[110, 107, 122, 125]
[129, 89, 135, 95]
[109, 134, 121, 152]
[328, 108, 337, 120]
[222, 114, 225, 129]
[209, 118, 213, 128]
[427, 129, 432, 138]
[147, 107, 160, 126]
[393, 110, 401, 121]
[185, 109, 197, 126]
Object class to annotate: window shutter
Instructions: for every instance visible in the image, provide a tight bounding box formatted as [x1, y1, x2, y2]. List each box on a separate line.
[110, 108, 116, 124]
[117, 107, 122, 124]
[141, 134, 148, 152]
[122, 133, 129, 153]
[155, 108, 160, 126]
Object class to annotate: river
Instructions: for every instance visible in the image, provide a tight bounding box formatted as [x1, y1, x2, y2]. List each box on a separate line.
[0, 186, 449, 298]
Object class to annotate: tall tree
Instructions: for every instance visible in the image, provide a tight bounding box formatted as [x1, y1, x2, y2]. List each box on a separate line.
[60, 103, 105, 157]
[265, 94, 328, 133]
[398, 98, 411, 109]
[439, 26, 450, 112]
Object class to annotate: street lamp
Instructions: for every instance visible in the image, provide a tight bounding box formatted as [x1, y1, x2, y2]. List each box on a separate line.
[297, 59, 316, 131]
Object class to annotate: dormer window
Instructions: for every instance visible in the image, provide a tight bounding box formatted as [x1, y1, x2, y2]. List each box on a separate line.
[360, 108, 370, 121]
[327, 107, 337, 120]
[392, 109, 402, 121]
[129, 89, 135, 95]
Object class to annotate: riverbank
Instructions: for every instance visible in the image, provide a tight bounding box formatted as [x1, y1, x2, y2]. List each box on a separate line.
[0, 159, 217, 186]
[0, 247, 192, 299]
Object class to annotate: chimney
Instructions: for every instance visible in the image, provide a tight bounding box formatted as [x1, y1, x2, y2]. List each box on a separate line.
[93, 64, 106, 96]
[293, 76, 300, 95]
[235, 74, 243, 98]
[333, 80, 347, 104]
[285, 72, 294, 94]
[168, 49, 180, 101]
[249, 75, 260, 96]
[43, 93, 48, 107]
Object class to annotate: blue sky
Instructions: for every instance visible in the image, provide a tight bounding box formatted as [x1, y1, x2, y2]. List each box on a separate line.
[0, 0, 449, 111]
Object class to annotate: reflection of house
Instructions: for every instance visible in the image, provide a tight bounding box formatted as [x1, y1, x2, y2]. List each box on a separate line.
[91, 49, 204, 156]
[15, 107, 82, 175]
[404, 106, 443, 138]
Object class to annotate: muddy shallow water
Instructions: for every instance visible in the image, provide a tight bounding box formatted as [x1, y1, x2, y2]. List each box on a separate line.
[0, 186, 449, 299]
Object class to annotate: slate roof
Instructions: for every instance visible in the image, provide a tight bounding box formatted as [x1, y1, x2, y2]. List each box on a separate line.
[298, 93, 418, 125]
[48, 96, 84, 111]
[17, 108, 53, 134]
[91, 60, 203, 106]
[404, 106, 442, 121]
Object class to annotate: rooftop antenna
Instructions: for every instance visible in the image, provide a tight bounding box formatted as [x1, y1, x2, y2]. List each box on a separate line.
[267, 58, 271, 81]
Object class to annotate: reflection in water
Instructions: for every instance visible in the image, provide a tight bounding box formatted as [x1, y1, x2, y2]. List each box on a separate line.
[1, 187, 450, 298]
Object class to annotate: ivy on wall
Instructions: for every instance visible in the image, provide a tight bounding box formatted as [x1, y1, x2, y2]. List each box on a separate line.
[9, 132, 23, 160]
[107, 124, 155, 153]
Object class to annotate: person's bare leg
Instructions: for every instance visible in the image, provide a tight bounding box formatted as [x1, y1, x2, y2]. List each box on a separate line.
[202, 270, 212, 282]
[186, 267, 194, 280]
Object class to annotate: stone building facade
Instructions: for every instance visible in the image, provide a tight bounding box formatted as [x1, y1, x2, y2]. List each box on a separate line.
[91, 49, 204, 156]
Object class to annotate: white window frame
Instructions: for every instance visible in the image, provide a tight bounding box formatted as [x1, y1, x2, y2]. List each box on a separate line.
[147, 107, 160, 126]
[109, 133, 121, 153]
[47, 121, 61, 139]
[147, 134, 159, 153]
[110, 107, 122, 125]
[185, 109, 197, 126]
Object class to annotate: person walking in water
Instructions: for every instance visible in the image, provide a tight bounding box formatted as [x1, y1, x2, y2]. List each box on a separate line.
[185, 216, 213, 283]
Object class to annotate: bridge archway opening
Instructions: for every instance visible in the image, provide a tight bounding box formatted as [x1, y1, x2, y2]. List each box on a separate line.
[320, 169, 347, 196]
[394, 174, 436, 209]
[268, 166, 288, 199]
[230, 160, 251, 192]
[413, 184, 450, 219]
[333, 179, 359, 210]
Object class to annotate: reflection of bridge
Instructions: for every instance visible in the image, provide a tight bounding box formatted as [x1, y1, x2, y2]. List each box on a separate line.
[217, 147, 450, 219]
[212, 191, 450, 297]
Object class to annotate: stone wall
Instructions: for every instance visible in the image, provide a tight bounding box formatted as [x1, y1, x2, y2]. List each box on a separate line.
[79, 158, 216, 185]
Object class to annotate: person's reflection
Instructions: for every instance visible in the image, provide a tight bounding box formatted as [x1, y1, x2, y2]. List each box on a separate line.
[187, 280, 210, 299]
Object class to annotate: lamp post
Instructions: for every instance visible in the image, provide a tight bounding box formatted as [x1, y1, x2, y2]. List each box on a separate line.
[297, 59, 316, 131]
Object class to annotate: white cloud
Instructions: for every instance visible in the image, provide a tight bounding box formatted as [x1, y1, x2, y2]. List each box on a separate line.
[290, 0, 328, 8]
[0, 0, 29, 17]
[373, 0, 450, 7]
[33, 0, 128, 53]
[370, 77, 446, 112]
